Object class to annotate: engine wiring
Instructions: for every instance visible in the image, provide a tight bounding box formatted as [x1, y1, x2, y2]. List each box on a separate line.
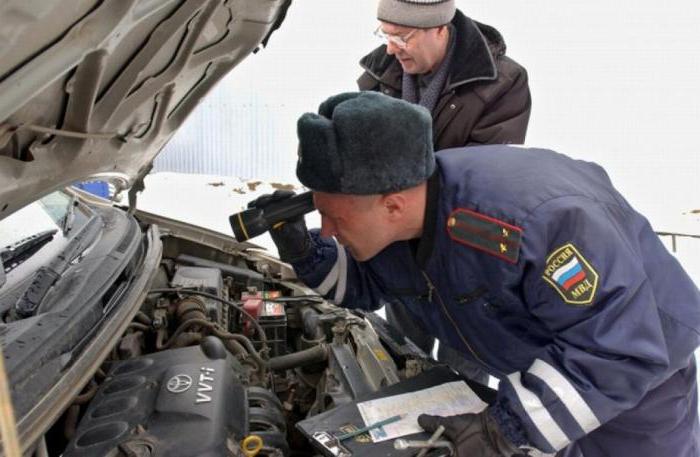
[148, 287, 269, 351]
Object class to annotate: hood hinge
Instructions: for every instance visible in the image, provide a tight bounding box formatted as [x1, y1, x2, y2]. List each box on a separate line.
[127, 163, 153, 216]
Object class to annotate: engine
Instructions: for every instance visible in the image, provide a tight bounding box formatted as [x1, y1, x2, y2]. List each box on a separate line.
[48, 232, 427, 457]
[62, 337, 288, 456]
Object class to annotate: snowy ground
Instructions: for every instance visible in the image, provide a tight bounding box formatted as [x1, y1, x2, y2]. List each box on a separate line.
[135, 172, 318, 254]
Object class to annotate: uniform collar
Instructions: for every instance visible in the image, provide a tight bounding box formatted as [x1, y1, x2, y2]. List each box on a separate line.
[415, 169, 441, 268]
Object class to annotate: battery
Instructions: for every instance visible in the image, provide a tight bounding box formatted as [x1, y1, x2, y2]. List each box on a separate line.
[258, 300, 287, 357]
[241, 290, 287, 357]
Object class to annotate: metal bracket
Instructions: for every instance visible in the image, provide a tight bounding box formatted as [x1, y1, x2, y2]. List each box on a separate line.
[127, 163, 153, 216]
[311, 431, 352, 457]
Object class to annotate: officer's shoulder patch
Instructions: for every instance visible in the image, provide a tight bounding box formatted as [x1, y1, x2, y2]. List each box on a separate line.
[542, 243, 599, 306]
[446, 208, 523, 263]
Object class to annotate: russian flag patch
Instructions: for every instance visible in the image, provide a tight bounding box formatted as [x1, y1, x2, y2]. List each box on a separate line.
[543, 243, 599, 305]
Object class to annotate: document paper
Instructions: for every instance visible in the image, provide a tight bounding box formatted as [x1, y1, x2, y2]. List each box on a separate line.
[356, 381, 488, 442]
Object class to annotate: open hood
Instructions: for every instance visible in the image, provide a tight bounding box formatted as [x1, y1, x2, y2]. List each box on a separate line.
[0, 0, 291, 222]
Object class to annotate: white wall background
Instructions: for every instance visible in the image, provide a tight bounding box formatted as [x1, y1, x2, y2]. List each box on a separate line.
[154, 0, 700, 232]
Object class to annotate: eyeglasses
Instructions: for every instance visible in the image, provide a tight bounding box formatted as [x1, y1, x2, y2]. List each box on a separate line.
[373, 26, 418, 49]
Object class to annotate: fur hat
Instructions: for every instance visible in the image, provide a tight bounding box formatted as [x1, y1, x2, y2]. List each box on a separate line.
[378, 0, 456, 28]
[296, 92, 435, 195]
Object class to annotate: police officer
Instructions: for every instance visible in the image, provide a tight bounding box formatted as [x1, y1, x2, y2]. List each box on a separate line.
[253, 92, 700, 456]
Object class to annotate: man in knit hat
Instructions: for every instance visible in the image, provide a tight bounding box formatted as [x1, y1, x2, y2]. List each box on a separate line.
[358, 0, 532, 380]
[359, 0, 531, 145]
[251, 92, 700, 457]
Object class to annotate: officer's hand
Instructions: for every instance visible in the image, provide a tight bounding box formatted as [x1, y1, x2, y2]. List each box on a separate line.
[247, 190, 311, 262]
[418, 412, 523, 457]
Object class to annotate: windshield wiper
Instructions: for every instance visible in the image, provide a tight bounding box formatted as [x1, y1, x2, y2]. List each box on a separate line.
[13, 217, 102, 318]
[0, 229, 58, 274]
[0, 257, 5, 289]
[59, 195, 78, 233]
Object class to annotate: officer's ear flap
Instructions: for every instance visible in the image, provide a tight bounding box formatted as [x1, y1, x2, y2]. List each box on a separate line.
[296, 113, 341, 192]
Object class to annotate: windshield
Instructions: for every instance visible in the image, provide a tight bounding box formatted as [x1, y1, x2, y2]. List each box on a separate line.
[1, 192, 69, 247]
[0, 189, 92, 292]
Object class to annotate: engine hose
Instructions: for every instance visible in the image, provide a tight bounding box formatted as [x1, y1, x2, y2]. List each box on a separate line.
[223, 339, 265, 379]
[223, 338, 248, 357]
[300, 306, 325, 342]
[74, 380, 99, 405]
[267, 344, 328, 371]
[148, 288, 268, 349]
[172, 332, 202, 348]
[159, 318, 268, 373]
[63, 404, 80, 440]
[135, 311, 152, 325]
[157, 318, 212, 350]
[128, 322, 150, 332]
[155, 328, 167, 351]
[220, 333, 260, 358]
[175, 296, 207, 323]
[214, 331, 268, 373]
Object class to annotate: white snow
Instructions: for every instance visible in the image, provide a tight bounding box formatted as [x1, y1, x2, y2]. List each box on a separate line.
[135, 172, 320, 254]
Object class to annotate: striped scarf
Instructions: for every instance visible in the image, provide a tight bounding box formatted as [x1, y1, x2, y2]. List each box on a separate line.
[401, 25, 456, 114]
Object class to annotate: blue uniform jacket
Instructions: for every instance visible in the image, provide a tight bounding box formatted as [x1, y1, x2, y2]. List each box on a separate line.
[291, 145, 700, 455]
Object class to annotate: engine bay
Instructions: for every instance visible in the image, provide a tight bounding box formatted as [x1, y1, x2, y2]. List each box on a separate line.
[36, 220, 435, 457]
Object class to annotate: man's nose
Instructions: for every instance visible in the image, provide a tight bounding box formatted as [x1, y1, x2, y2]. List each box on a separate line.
[385, 40, 400, 55]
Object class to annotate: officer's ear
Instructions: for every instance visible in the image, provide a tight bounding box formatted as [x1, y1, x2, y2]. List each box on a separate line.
[380, 192, 406, 220]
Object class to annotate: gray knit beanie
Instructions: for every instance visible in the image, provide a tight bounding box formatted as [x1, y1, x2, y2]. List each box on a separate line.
[378, 0, 456, 28]
[296, 92, 435, 195]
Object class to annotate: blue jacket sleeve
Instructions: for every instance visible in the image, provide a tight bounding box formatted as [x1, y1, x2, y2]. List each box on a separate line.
[289, 230, 392, 311]
[493, 195, 689, 453]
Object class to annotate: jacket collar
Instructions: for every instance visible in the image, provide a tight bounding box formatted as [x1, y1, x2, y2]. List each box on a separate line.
[359, 10, 501, 93]
[415, 169, 441, 268]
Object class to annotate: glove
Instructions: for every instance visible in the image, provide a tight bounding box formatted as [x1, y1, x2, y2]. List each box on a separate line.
[418, 412, 523, 457]
[247, 190, 312, 262]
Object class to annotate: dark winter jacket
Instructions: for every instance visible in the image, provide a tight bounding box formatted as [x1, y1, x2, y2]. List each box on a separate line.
[358, 10, 531, 149]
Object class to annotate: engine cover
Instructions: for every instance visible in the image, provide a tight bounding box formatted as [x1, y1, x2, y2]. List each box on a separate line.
[64, 338, 248, 456]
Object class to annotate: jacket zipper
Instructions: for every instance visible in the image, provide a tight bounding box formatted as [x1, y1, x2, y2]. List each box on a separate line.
[433, 90, 464, 143]
[420, 270, 489, 368]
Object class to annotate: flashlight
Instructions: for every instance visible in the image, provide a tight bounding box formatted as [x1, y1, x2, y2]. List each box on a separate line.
[229, 191, 314, 242]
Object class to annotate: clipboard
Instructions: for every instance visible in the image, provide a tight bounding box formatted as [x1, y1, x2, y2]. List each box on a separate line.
[296, 365, 496, 457]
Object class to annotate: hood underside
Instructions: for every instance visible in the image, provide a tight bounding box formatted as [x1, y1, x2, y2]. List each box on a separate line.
[0, 0, 290, 222]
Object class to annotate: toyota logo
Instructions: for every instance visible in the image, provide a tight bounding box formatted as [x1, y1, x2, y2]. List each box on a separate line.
[167, 374, 193, 394]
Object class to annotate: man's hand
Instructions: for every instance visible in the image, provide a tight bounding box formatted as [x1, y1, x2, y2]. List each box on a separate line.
[418, 412, 523, 457]
[247, 190, 312, 262]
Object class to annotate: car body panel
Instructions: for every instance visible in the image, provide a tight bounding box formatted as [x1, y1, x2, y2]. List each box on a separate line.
[0, 0, 291, 221]
[0, 2, 458, 455]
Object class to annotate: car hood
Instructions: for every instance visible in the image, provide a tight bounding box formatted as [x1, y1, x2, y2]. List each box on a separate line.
[0, 0, 291, 222]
